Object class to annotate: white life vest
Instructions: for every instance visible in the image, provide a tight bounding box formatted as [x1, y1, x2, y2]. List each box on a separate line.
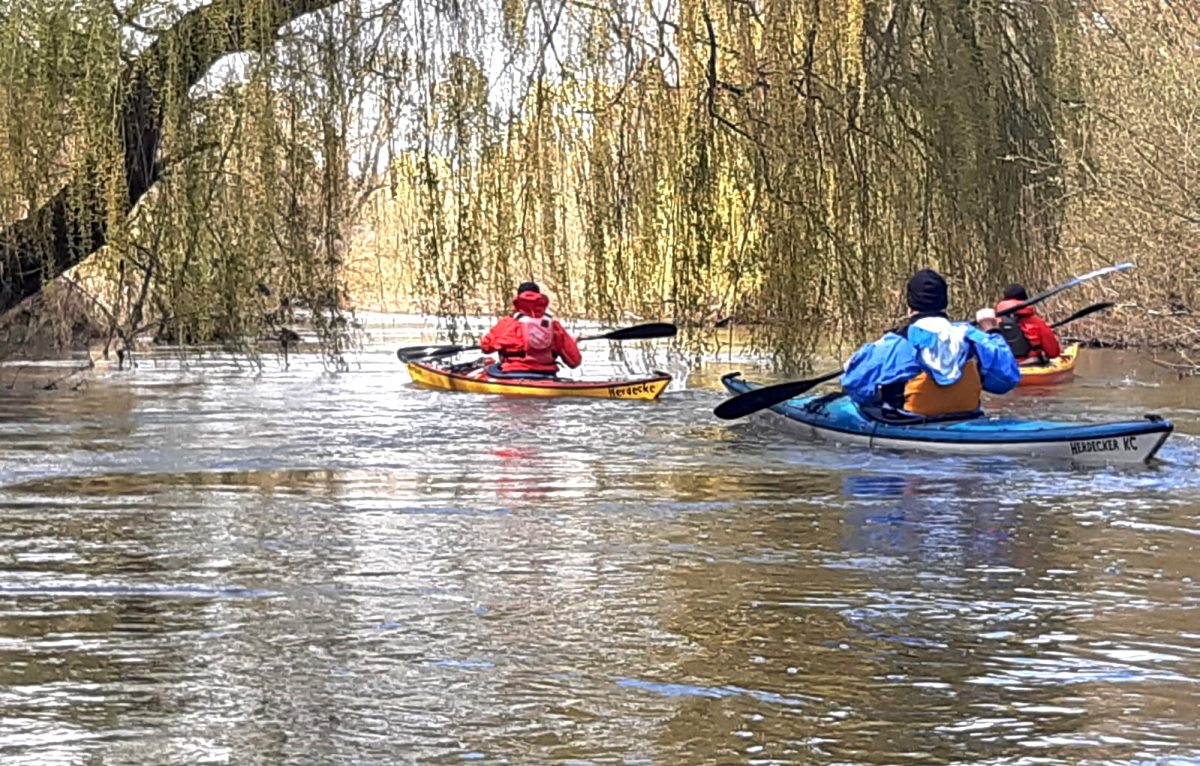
[516, 313, 555, 367]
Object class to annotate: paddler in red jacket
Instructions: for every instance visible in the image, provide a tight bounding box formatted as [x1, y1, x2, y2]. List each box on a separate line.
[480, 282, 583, 377]
[994, 283, 1062, 362]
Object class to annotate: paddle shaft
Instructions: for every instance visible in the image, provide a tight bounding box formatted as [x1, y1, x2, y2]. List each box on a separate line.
[1050, 302, 1113, 329]
[396, 322, 676, 362]
[997, 264, 1132, 319]
[453, 329, 639, 353]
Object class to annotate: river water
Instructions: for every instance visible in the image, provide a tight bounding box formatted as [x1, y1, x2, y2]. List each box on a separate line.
[1, 316, 1199, 765]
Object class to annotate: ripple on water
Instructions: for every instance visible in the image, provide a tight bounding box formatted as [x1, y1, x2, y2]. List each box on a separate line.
[0, 335, 1199, 764]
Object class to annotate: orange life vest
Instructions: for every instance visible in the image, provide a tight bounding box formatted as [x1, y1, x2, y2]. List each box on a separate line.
[902, 358, 983, 416]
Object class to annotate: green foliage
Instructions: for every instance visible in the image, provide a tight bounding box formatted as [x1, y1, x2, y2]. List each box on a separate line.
[0, 0, 1118, 371]
[357, 0, 1080, 368]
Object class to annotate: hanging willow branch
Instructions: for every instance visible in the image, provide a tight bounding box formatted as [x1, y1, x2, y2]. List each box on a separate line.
[2, 0, 1139, 371]
[0, 0, 341, 318]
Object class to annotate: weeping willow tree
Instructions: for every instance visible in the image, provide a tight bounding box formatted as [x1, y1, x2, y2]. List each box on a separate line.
[353, 0, 1081, 366]
[0, 0, 1080, 369]
[0, 0, 364, 364]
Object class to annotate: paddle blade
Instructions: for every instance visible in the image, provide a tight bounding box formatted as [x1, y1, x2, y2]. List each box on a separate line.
[396, 345, 465, 362]
[1051, 301, 1114, 329]
[1001, 263, 1134, 317]
[713, 369, 842, 420]
[584, 322, 678, 342]
[1072, 262, 1134, 285]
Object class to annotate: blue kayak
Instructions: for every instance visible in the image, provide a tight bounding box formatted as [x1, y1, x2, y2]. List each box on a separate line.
[720, 372, 1173, 464]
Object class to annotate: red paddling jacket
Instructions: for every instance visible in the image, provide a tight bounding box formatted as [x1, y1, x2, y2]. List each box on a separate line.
[480, 291, 583, 373]
[994, 299, 1062, 361]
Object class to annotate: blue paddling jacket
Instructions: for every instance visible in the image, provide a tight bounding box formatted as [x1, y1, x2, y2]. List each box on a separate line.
[841, 314, 1020, 415]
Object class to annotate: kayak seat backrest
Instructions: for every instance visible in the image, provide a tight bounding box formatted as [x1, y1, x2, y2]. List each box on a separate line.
[859, 404, 985, 426]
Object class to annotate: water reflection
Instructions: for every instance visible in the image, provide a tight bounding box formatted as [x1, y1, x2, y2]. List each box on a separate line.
[1, 322, 1199, 764]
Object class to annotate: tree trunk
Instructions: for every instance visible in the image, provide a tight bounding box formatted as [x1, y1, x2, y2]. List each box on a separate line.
[0, 0, 342, 317]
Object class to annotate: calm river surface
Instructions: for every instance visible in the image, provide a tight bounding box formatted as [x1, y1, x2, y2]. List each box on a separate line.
[1, 316, 1199, 765]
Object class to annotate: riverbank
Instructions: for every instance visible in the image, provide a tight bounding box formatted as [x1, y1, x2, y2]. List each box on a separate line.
[7, 298, 1200, 393]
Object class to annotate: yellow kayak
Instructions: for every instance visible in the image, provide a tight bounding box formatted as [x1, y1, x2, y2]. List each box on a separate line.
[1017, 343, 1080, 386]
[406, 360, 671, 400]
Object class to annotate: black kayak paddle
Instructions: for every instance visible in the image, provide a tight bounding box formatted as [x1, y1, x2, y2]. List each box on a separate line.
[713, 265, 1132, 421]
[1050, 301, 1113, 329]
[711, 369, 844, 421]
[396, 321, 677, 363]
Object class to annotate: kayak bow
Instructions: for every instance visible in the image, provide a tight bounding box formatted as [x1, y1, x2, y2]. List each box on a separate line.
[720, 371, 1172, 464]
[407, 360, 671, 400]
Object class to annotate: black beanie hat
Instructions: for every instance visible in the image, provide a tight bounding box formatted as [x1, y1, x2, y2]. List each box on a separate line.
[516, 282, 540, 294]
[906, 269, 949, 313]
[1002, 283, 1028, 301]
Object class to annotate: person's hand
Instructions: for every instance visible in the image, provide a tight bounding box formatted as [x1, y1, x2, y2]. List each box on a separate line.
[975, 308, 998, 332]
